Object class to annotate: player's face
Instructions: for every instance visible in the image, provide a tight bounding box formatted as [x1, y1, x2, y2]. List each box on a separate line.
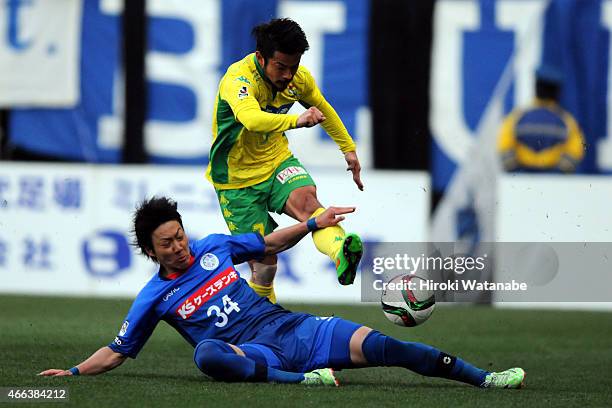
[149, 221, 191, 273]
[257, 51, 301, 91]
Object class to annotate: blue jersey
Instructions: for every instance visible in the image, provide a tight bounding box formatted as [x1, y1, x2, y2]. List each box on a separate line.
[108, 232, 299, 358]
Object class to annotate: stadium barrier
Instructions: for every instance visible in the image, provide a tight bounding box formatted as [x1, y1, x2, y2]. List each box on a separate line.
[0, 162, 429, 303]
[494, 174, 612, 311]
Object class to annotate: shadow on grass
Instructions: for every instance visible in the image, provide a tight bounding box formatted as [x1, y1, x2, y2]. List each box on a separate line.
[111, 372, 470, 389]
[340, 380, 467, 388]
[112, 372, 206, 384]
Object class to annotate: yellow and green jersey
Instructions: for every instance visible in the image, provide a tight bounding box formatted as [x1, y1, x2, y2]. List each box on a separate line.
[206, 53, 356, 190]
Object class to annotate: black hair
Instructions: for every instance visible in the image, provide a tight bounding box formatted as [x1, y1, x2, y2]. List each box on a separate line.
[252, 18, 309, 61]
[132, 196, 183, 262]
[535, 78, 560, 102]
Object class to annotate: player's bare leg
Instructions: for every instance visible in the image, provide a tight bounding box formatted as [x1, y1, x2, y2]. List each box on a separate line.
[348, 326, 372, 365]
[284, 185, 363, 285]
[245, 186, 321, 303]
[284, 185, 323, 221]
[247, 255, 277, 303]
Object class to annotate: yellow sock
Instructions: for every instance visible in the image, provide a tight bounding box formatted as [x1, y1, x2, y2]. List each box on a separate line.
[310, 207, 345, 260]
[248, 281, 277, 304]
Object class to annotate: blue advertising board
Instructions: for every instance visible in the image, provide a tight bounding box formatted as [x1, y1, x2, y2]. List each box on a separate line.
[8, 0, 368, 165]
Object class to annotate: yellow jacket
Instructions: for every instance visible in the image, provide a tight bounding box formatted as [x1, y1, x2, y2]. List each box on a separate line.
[497, 99, 585, 172]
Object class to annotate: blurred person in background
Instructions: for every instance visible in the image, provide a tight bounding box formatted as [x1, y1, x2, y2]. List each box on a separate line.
[497, 66, 585, 173]
[206, 18, 364, 303]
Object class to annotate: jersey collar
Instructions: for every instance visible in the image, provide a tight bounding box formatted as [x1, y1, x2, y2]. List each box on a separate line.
[253, 54, 278, 98]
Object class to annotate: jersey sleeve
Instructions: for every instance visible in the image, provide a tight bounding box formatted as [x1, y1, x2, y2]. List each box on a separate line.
[219, 75, 299, 133]
[107, 295, 160, 359]
[209, 232, 265, 264]
[298, 67, 356, 153]
[229, 232, 265, 264]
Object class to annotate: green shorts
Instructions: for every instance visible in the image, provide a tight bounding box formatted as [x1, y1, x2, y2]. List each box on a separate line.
[215, 156, 316, 236]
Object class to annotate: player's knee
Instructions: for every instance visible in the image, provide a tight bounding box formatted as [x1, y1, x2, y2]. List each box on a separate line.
[301, 187, 321, 213]
[248, 254, 277, 269]
[361, 330, 387, 365]
[193, 339, 233, 372]
[349, 326, 372, 365]
[251, 262, 277, 286]
[287, 186, 321, 219]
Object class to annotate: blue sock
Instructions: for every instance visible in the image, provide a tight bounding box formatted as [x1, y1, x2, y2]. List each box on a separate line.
[193, 339, 305, 383]
[361, 331, 489, 386]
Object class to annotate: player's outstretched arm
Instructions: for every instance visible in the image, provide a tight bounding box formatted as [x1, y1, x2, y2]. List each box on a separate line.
[344, 151, 364, 191]
[263, 206, 355, 255]
[38, 346, 127, 376]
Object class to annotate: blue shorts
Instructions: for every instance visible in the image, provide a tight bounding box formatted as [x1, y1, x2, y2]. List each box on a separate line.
[238, 314, 362, 373]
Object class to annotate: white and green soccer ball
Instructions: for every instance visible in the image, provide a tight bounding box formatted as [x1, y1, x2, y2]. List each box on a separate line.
[381, 274, 435, 327]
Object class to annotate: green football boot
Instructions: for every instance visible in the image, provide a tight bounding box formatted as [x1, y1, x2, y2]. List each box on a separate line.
[335, 233, 363, 285]
[301, 368, 340, 387]
[481, 367, 526, 389]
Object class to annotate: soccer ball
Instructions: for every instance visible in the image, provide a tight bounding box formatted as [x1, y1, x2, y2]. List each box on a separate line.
[381, 274, 435, 327]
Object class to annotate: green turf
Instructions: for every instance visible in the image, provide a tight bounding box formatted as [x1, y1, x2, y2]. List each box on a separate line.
[1, 295, 611, 407]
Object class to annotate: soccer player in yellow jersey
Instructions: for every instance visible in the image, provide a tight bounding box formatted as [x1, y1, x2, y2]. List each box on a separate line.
[206, 18, 363, 302]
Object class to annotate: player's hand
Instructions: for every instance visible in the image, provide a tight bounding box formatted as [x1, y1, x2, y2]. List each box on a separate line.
[296, 107, 326, 128]
[38, 369, 72, 376]
[315, 206, 356, 228]
[344, 151, 364, 191]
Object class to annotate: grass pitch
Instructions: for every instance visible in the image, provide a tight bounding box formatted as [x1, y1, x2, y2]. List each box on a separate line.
[1, 295, 611, 407]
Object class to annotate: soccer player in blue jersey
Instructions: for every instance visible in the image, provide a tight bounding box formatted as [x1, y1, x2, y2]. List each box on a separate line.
[39, 197, 525, 388]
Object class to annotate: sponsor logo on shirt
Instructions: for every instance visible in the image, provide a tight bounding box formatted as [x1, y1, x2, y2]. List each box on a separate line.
[238, 86, 249, 99]
[163, 287, 180, 302]
[276, 166, 307, 184]
[118, 321, 129, 336]
[235, 76, 251, 85]
[176, 267, 239, 320]
[200, 253, 219, 270]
